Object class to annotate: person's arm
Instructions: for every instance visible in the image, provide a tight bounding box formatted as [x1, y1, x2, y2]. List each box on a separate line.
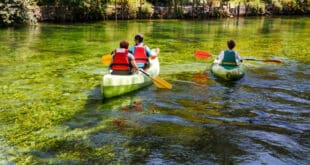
[128, 54, 139, 71]
[217, 51, 224, 63]
[128, 46, 134, 54]
[109, 51, 115, 70]
[235, 51, 242, 62]
[131, 61, 139, 71]
[145, 46, 159, 59]
[152, 48, 160, 57]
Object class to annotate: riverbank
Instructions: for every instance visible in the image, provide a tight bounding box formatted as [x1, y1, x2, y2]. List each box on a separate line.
[1, 1, 310, 26]
[39, 3, 310, 22]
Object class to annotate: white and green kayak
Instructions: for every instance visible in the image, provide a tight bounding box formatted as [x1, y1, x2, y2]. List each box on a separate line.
[101, 58, 160, 99]
[211, 60, 245, 81]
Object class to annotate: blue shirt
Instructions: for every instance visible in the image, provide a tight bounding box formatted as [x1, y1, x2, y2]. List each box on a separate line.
[128, 43, 153, 57]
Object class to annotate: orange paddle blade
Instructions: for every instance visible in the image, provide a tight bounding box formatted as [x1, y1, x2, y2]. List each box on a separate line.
[102, 54, 112, 65]
[195, 50, 212, 59]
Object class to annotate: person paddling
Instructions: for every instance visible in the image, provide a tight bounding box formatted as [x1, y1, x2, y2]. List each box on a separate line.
[216, 39, 242, 65]
[110, 40, 139, 75]
[129, 34, 160, 69]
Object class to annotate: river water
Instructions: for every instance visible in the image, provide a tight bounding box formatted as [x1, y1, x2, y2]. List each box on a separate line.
[0, 17, 309, 164]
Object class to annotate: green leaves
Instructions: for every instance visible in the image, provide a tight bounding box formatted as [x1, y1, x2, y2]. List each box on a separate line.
[0, 0, 37, 26]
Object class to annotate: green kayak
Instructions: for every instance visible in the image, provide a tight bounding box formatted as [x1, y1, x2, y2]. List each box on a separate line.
[101, 58, 159, 99]
[211, 60, 245, 81]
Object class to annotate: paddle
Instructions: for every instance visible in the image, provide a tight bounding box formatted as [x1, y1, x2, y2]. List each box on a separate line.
[139, 69, 172, 89]
[195, 50, 212, 59]
[102, 54, 112, 65]
[194, 50, 282, 63]
[242, 58, 282, 63]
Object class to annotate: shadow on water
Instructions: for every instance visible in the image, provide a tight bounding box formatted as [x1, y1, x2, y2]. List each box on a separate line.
[16, 60, 309, 164]
[30, 76, 248, 164]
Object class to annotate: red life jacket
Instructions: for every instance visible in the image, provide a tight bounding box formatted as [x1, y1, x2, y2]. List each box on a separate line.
[134, 46, 148, 66]
[111, 48, 131, 71]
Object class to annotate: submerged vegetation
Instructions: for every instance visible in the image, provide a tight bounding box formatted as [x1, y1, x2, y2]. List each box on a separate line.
[0, 0, 310, 26]
[0, 18, 309, 163]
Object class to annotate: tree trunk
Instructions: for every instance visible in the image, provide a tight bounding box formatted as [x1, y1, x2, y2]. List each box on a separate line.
[115, 0, 117, 20]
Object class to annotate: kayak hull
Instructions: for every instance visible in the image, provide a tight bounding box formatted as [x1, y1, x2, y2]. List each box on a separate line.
[101, 58, 159, 99]
[211, 62, 245, 81]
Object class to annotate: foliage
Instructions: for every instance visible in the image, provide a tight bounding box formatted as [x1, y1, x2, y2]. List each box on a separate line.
[37, 0, 110, 21]
[246, 0, 266, 15]
[106, 0, 154, 19]
[1, 0, 310, 24]
[0, 0, 37, 26]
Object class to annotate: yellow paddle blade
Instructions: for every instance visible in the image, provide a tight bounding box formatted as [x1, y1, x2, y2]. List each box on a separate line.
[151, 76, 172, 89]
[152, 79, 167, 89]
[102, 54, 112, 65]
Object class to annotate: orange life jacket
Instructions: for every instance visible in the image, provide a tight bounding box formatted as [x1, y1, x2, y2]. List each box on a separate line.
[111, 48, 131, 71]
[133, 46, 149, 67]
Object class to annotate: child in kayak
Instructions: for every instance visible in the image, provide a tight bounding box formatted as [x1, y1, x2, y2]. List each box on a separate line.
[110, 40, 139, 75]
[216, 39, 242, 65]
[129, 34, 160, 69]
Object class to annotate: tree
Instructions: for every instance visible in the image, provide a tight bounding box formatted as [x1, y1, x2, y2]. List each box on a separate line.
[0, 0, 37, 26]
[36, 0, 110, 22]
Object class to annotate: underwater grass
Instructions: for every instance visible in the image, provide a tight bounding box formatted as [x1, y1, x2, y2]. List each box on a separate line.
[0, 17, 309, 163]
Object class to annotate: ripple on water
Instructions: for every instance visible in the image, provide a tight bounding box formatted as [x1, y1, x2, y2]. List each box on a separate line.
[235, 130, 310, 165]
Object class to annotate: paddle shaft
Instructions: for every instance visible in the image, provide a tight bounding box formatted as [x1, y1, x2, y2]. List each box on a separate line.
[242, 58, 282, 63]
[194, 50, 281, 63]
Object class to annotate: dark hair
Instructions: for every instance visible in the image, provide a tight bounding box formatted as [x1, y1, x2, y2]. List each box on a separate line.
[227, 40, 235, 49]
[120, 40, 129, 49]
[134, 34, 144, 43]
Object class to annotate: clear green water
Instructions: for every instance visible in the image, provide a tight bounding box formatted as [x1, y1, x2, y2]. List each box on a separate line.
[0, 17, 309, 164]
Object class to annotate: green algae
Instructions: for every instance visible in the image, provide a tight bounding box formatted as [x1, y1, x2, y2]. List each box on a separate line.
[0, 17, 309, 163]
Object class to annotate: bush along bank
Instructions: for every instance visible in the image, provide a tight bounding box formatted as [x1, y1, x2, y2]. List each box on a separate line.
[0, 0, 39, 26]
[1, 0, 310, 25]
[38, 1, 310, 22]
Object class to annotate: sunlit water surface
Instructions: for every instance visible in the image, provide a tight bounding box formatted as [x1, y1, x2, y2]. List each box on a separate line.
[0, 17, 309, 164]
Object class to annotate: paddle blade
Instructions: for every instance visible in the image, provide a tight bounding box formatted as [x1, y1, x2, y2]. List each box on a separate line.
[195, 50, 212, 59]
[102, 54, 112, 65]
[263, 59, 282, 63]
[151, 76, 172, 89]
[139, 69, 172, 89]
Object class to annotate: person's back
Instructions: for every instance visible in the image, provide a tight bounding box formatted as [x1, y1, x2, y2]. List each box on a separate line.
[110, 40, 139, 75]
[217, 40, 242, 66]
[132, 44, 149, 68]
[129, 34, 159, 69]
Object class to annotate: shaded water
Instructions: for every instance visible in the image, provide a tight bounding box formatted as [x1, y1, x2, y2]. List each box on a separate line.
[0, 17, 309, 164]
